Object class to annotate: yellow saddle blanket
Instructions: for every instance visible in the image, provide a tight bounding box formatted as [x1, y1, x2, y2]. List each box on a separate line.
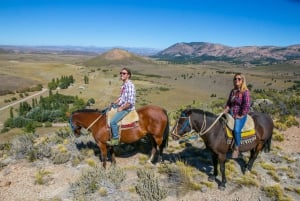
[225, 127, 255, 138]
[107, 108, 139, 127]
[223, 113, 256, 145]
[223, 113, 254, 132]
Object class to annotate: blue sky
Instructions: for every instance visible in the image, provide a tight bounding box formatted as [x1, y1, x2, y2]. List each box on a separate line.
[0, 0, 300, 49]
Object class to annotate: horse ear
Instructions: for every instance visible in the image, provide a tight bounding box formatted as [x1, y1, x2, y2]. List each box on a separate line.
[184, 106, 192, 115]
[66, 112, 71, 117]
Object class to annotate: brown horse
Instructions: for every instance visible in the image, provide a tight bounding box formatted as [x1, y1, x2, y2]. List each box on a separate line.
[69, 105, 169, 168]
[171, 108, 274, 190]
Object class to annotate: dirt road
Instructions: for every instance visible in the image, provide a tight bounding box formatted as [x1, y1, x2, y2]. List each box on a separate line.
[0, 88, 48, 112]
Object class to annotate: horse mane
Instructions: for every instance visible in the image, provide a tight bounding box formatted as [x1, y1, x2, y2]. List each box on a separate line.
[184, 108, 217, 118]
[72, 108, 102, 114]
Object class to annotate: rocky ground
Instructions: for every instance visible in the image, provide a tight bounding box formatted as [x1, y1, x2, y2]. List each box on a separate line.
[0, 122, 299, 201]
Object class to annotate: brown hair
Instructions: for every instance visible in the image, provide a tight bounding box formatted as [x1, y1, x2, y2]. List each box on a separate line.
[122, 67, 132, 78]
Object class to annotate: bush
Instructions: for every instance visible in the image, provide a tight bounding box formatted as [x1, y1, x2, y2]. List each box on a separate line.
[135, 168, 167, 201]
[11, 133, 35, 159]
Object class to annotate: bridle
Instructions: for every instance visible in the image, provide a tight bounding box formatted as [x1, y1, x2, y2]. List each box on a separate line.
[172, 111, 224, 139]
[69, 113, 104, 135]
[171, 116, 193, 139]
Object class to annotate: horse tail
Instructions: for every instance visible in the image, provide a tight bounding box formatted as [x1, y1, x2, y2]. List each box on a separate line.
[161, 109, 170, 148]
[263, 136, 272, 153]
[263, 115, 274, 153]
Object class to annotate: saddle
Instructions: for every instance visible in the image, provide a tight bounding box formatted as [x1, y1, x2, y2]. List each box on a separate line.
[223, 113, 256, 145]
[107, 108, 139, 129]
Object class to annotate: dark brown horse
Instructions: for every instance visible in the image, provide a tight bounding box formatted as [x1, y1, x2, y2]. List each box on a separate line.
[171, 108, 273, 190]
[69, 105, 169, 168]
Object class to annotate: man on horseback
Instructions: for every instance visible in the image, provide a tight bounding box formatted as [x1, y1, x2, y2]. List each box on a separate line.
[224, 73, 251, 158]
[107, 67, 136, 146]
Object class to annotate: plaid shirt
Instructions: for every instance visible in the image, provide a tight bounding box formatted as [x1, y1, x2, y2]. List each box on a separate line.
[118, 80, 136, 111]
[225, 89, 250, 117]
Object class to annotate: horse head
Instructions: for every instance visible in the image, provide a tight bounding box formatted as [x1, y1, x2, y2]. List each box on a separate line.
[69, 114, 82, 137]
[171, 109, 193, 140]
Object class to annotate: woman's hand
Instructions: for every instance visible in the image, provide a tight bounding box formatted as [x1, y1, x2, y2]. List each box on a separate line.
[223, 107, 229, 113]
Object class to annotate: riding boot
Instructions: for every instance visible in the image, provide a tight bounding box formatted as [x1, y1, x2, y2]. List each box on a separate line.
[232, 146, 239, 158]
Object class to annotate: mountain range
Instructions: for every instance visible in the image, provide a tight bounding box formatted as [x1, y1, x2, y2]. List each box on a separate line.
[1, 42, 300, 65]
[152, 42, 300, 65]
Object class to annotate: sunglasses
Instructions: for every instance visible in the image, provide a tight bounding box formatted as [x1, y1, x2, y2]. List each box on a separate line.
[234, 77, 242, 81]
[120, 72, 128, 75]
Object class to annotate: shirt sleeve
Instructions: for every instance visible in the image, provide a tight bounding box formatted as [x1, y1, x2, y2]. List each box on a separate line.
[124, 82, 135, 105]
[241, 90, 251, 116]
[225, 89, 233, 108]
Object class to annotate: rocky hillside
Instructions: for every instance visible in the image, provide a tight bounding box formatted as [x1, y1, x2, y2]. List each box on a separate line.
[153, 42, 300, 65]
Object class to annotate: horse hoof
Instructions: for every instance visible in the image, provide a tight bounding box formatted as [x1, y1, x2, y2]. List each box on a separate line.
[208, 175, 215, 182]
[218, 185, 226, 191]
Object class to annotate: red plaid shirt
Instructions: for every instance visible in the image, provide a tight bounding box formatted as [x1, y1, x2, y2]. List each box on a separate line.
[225, 89, 250, 118]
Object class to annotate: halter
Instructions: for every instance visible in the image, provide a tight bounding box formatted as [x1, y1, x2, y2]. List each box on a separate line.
[68, 112, 104, 135]
[69, 116, 78, 133]
[172, 115, 193, 139]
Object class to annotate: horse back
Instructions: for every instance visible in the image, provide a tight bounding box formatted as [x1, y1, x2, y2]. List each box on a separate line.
[249, 112, 274, 140]
[137, 105, 168, 121]
[136, 105, 168, 134]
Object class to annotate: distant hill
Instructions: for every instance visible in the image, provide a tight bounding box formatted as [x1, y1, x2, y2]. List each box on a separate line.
[0, 48, 13, 54]
[83, 48, 156, 67]
[0, 45, 160, 56]
[152, 42, 300, 65]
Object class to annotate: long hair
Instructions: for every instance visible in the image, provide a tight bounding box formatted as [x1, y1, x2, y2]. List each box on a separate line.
[234, 73, 248, 92]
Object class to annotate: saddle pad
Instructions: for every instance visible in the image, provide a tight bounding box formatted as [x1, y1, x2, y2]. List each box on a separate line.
[224, 113, 254, 132]
[225, 127, 256, 145]
[225, 126, 255, 138]
[107, 108, 139, 126]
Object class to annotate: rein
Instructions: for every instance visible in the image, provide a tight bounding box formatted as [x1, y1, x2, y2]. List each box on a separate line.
[198, 112, 224, 136]
[174, 112, 224, 139]
[86, 114, 103, 130]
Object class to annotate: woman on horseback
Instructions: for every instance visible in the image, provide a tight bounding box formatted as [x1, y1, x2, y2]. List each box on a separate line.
[224, 73, 251, 158]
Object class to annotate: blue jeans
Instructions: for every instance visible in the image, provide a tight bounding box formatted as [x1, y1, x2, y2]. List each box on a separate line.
[233, 115, 247, 146]
[110, 110, 130, 139]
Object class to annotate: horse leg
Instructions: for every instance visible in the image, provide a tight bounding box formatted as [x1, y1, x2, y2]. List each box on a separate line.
[263, 137, 272, 153]
[148, 137, 157, 163]
[208, 153, 218, 182]
[147, 147, 157, 163]
[98, 143, 112, 168]
[219, 158, 227, 190]
[157, 144, 164, 163]
[109, 147, 116, 166]
[246, 144, 263, 171]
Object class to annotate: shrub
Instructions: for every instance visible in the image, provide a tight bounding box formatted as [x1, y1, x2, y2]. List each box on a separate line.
[35, 168, 52, 185]
[107, 165, 126, 189]
[262, 185, 293, 201]
[51, 145, 71, 164]
[272, 130, 284, 141]
[135, 168, 167, 201]
[70, 165, 108, 200]
[11, 133, 35, 159]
